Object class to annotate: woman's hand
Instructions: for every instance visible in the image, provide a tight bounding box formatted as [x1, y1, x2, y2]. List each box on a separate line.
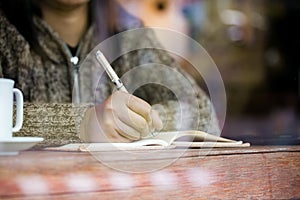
[80, 91, 163, 142]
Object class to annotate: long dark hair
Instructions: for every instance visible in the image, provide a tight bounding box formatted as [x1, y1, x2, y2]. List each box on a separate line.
[0, 0, 118, 51]
[1, 0, 41, 50]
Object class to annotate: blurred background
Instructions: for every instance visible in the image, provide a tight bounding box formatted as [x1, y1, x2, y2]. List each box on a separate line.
[117, 0, 299, 145]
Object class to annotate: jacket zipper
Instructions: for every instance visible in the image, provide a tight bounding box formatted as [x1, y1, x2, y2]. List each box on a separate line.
[63, 42, 83, 104]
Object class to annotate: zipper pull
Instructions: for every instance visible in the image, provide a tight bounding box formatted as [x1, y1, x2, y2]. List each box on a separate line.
[71, 56, 79, 66]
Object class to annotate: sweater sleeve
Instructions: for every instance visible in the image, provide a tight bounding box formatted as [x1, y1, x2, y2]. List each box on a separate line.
[13, 103, 93, 147]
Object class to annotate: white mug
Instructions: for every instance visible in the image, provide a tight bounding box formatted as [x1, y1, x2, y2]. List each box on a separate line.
[0, 78, 23, 140]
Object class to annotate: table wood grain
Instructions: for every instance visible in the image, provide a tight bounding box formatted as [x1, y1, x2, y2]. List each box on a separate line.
[0, 146, 299, 200]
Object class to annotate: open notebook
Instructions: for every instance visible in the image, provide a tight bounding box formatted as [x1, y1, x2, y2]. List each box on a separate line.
[47, 130, 250, 152]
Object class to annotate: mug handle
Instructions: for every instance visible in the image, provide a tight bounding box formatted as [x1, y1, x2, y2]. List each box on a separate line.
[12, 88, 23, 132]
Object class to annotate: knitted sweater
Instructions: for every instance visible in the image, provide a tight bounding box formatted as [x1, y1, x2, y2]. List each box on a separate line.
[0, 8, 219, 146]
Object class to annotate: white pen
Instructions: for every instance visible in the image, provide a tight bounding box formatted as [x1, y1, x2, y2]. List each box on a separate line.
[95, 50, 128, 93]
[95, 50, 155, 137]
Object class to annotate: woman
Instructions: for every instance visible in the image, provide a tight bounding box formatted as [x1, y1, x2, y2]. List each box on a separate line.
[0, 0, 219, 146]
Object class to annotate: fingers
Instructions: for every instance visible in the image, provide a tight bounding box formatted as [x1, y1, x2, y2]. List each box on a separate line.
[118, 109, 150, 138]
[89, 91, 164, 142]
[113, 117, 142, 141]
[101, 109, 142, 141]
[150, 109, 163, 131]
[115, 91, 164, 137]
[106, 126, 132, 143]
[112, 108, 163, 140]
[125, 92, 152, 122]
[109, 91, 150, 137]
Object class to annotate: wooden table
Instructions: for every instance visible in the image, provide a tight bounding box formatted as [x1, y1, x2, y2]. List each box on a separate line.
[0, 146, 299, 199]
